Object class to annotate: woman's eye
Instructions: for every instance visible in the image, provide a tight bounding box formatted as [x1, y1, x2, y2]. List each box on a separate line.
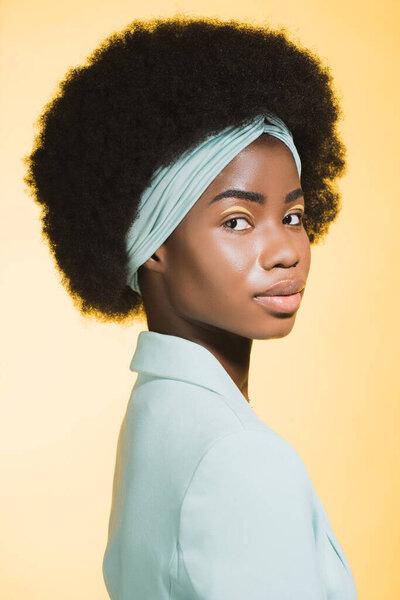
[284, 212, 304, 226]
[222, 212, 304, 232]
[222, 216, 252, 232]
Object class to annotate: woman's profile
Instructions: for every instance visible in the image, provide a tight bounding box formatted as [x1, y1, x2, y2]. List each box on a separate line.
[24, 15, 357, 599]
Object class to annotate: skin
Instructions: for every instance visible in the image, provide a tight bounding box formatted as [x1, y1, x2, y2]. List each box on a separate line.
[138, 133, 311, 403]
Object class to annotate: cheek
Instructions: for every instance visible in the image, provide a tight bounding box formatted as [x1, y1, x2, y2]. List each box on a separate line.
[190, 232, 251, 292]
[166, 233, 247, 312]
[164, 240, 209, 304]
[213, 235, 252, 272]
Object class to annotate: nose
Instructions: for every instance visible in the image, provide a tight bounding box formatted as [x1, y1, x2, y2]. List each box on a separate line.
[257, 227, 300, 271]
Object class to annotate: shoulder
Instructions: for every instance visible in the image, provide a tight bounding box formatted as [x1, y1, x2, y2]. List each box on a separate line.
[128, 375, 247, 442]
[128, 376, 314, 509]
[129, 376, 303, 465]
[182, 428, 312, 508]
[176, 429, 322, 598]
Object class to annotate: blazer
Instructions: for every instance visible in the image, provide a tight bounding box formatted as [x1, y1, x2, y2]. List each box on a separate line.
[102, 330, 358, 599]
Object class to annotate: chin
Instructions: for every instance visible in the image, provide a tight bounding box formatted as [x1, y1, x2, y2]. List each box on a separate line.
[250, 313, 298, 340]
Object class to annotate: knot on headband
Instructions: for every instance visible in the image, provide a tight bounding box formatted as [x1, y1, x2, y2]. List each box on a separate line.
[125, 111, 301, 295]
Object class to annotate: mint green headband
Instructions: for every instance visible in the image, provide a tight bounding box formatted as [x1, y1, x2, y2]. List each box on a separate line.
[126, 111, 301, 295]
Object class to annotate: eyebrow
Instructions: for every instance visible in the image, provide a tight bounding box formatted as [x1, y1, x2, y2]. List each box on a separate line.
[208, 187, 304, 206]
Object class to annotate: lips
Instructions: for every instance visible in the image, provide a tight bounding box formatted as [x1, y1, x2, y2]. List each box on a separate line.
[254, 279, 305, 297]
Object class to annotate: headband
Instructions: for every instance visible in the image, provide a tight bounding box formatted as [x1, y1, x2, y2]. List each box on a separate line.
[125, 111, 301, 295]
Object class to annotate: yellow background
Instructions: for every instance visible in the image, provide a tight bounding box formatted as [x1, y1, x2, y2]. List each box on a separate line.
[1, 0, 399, 598]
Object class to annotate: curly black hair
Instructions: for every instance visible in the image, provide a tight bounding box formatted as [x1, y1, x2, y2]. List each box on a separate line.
[23, 15, 346, 325]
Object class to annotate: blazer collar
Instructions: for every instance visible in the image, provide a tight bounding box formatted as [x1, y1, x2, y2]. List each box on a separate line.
[130, 330, 250, 408]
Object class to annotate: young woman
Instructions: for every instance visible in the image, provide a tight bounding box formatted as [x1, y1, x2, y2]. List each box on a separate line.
[24, 15, 357, 599]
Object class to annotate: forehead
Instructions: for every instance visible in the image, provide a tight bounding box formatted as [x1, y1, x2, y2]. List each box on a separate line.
[194, 134, 300, 208]
[221, 133, 296, 175]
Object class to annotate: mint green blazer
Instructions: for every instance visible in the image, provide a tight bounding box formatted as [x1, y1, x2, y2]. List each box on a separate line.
[102, 331, 358, 599]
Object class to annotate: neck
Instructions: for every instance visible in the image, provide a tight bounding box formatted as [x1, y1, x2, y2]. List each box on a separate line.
[140, 271, 253, 403]
[146, 319, 252, 403]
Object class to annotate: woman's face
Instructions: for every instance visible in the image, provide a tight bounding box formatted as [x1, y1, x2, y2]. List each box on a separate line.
[142, 133, 311, 341]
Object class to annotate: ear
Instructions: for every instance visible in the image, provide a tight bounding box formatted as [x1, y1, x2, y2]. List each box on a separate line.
[140, 243, 167, 273]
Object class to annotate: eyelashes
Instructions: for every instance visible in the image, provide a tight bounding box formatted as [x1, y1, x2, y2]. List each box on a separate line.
[221, 211, 304, 233]
[283, 212, 304, 226]
[221, 216, 251, 233]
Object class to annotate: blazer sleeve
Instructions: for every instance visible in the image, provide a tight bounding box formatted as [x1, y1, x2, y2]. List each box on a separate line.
[177, 429, 327, 600]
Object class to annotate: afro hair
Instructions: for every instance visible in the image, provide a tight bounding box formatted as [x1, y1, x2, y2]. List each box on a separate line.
[24, 15, 347, 324]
